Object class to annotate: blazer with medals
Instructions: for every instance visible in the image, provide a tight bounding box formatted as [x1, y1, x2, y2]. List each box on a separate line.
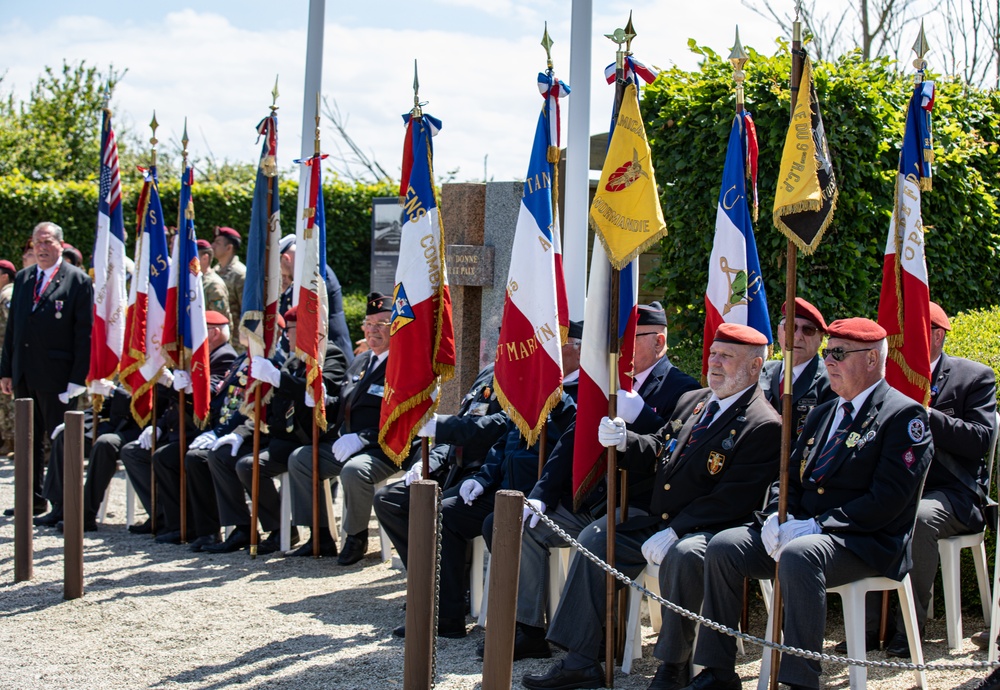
[923, 352, 997, 530]
[618, 383, 781, 537]
[774, 379, 934, 580]
[760, 355, 834, 438]
[323, 349, 397, 466]
[0, 261, 93, 393]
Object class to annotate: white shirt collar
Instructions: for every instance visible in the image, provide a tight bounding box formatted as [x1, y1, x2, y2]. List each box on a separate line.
[563, 369, 580, 385]
[930, 356, 941, 375]
[791, 359, 810, 384]
[633, 361, 658, 391]
[37, 258, 62, 282]
[703, 383, 755, 422]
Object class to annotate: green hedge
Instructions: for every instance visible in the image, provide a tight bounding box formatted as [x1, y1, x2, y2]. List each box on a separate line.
[0, 175, 395, 295]
[642, 43, 1000, 371]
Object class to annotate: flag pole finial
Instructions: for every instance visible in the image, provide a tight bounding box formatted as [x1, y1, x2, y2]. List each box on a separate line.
[270, 75, 280, 113]
[912, 20, 930, 80]
[102, 83, 111, 112]
[181, 117, 189, 160]
[605, 24, 629, 71]
[149, 111, 159, 167]
[412, 59, 423, 119]
[624, 12, 636, 55]
[793, 1, 803, 42]
[730, 26, 749, 110]
[314, 92, 322, 156]
[541, 22, 554, 71]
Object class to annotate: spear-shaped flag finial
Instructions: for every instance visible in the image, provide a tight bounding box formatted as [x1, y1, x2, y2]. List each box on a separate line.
[730, 26, 749, 109]
[912, 20, 930, 71]
[182, 117, 190, 155]
[412, 59, 423, 118]
[149, 111, 159, 166]
[541, 22, 554, 70]
[624, 11, 636, 54]
[270, 75, 280, 112]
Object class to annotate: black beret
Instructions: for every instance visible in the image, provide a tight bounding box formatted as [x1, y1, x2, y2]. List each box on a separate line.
[366, 291, 392, 315]
[637, 301, 667, 327]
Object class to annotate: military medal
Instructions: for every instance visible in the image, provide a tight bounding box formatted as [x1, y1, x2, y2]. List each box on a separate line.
[722, 430, 736, 450]
[483, 386, 491, 399]
[671, 419, 683, 432]
[54, 300, 64, 319]
[846, 432, 861, 448]
[693, 401, 705, 416]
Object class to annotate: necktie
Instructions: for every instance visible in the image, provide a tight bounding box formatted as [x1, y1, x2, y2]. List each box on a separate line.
[810, 401, 855, 482]
[33, 270, 45, 309]
[678, 400, 720, 460]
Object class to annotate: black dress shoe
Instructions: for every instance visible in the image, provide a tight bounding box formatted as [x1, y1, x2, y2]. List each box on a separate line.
[680, 668, 741, 690]
[476, 624, 552, 660]
[56, 518, 98, 533]
[5, 504, 47, 517]
[155, 530, 183, 545]
[283, 537, 338, 558]
[255, 531, 283, 555]
[884, 631, 911, 658]
[189, 534, 220, 552]
[834, 630, 882, 654]
[522, 659, 603, 690]
[648, 662, 688, 690]
[128, 518, 153, 534]
[337, 533, 368, 565]
[204, 527, 253, 553]
[392, 616, 467, 639]
[34, 510, 64, 527]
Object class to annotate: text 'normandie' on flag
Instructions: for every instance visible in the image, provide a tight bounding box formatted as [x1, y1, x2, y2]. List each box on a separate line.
[494, 70, 570, 446]
[589, 81, 667, 270]
[878, 80, 935, 406]
[378, 112, 455, 465]
[773, 55, 839, 255]
[120, 166, 170, 426]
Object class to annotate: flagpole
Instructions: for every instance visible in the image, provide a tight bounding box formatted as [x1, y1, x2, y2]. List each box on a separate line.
[93, 86, 113, 451]
[770, 6, 804, 687]
[149, 112, 160, 538]
[175, 120, 191, 545]
[310, 91, 323, 559]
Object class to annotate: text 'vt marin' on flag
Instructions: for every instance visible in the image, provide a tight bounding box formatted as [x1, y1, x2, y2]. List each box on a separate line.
[378, 110, 455, 466]
[703, 110, 770, 376]
[293, 151, 330, 428]
[162, 166, 212, 427]
[120, 166, 171, 426]
[773, 54, 839, 255]
[240, 111, 283, 411]
[878, 80, 935, 405]
[88, 104, 128, 392]
[494, 70, 570, 446]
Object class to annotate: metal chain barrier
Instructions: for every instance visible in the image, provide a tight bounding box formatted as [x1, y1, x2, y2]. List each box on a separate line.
[522, 498, 1000, 673]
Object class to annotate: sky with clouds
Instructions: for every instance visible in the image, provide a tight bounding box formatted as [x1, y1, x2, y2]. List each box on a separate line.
[0, 0, 945, 182]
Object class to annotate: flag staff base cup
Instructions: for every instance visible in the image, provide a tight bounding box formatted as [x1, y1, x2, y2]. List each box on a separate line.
[482, 490, 524, 690]
[14, 399, 34, 583]
[63, 411, 85, 600]
[403, 481, 439, 689]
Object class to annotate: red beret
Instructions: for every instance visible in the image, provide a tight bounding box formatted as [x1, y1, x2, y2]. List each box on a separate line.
[205, 310, 229, 326]
[929, 302, 951, 331]
[781, 297, 827, 332]
[214, 226, 241, 241]
[826, 317, 887, 342]
[0, 260, 15, 275]
[714, 322, 769, 346]
[283, 306, 298, 323]
[196, 239, 212, 251]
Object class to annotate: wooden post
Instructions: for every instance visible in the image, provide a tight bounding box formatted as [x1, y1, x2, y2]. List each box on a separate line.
[13, 398, 33, 583]
[482, 490, 524, 690]
[63, 411, 85, 600]
[403, 480, 439, 690]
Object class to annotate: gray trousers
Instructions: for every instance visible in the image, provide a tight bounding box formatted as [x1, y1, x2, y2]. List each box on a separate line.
[121, 439, 181, 520]
[288, 444, 397, 536]
[206, 442, 255, 529]
[653, 532, 713, 665]
[694, 526, 877, 690]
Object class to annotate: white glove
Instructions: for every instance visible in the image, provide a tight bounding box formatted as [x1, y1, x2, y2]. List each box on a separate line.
[332, 433, 364, 462]
[641, 527, 679, 566]
[773, 518, 822, 561]
[522, 499, 546, 529]
[157, 369, 174, 388]
[761, 513, 781, 558]
[616, 389, 645, 424]
[403, 463, 423, 486]
[138, 425, 161, 450]
[172, 370, 192, 393]
[58, 382, 88, 404]
[50, 422, 65, 441]
[211, 432, 242, 457]
[89, 379, 115, 397]
[598, 416, 627, 451]
[190, 430, 218, 450]
[417, 413, 439, 438]
[251, 356, 281, 388]
[459, 479, 484, 506]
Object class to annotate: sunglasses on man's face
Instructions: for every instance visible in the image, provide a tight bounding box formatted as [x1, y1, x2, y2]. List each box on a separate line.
[822, 347, 872, 362]
[778, 320, 818, 337]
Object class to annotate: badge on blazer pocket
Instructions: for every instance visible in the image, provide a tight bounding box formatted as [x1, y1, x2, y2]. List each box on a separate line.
[368, 384, 385, 397]
[707, 451, 726, 475]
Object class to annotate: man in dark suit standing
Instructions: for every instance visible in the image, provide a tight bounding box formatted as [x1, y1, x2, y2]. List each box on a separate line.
[759, 297, 835, 439]
[883, 301, 997, 656]
[1, 222, 93, 515]
[685, 318, 933, 690]
[523, 323, 781, 690]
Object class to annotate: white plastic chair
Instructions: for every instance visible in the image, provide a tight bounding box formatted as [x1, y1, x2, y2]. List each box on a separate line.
[757, 573, 927, 690]
[937, 410, 999, 648]
[477, 544, 570, 628]
[328, 473, 396, 561]
[471, 535, 487, 619]
[98, 468, 136, 526]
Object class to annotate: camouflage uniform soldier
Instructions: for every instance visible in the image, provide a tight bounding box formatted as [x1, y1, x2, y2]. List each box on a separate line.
[197, 239, 231, 328]
[0, 260, 14, 452]
[212, 226, 246, 353]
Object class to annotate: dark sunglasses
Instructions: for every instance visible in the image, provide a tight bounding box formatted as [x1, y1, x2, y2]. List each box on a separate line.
[778, 320, 818, 337]
[822, 347, 872, 362]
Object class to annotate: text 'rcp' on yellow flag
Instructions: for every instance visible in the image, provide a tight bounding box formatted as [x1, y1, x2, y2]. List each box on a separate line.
[589, 82, 667, 270]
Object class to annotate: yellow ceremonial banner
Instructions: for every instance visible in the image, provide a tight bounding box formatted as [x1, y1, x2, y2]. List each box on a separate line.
[589, 82, 667, 270]
[773, 55, 839, 255]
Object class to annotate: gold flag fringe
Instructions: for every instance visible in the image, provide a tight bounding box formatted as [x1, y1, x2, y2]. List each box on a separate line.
[589, 214, 668, 271]
[295, 345, 328, 432]
[492, 377, 563, 448]
[378, 382, 440, 466]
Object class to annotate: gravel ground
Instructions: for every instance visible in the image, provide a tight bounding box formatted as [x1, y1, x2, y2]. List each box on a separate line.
[0, 459, 995, 689]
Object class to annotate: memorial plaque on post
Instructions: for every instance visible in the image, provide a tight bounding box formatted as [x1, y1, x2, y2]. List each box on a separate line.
[445, 245, 494, 287]
[370, 197, 403, 295]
